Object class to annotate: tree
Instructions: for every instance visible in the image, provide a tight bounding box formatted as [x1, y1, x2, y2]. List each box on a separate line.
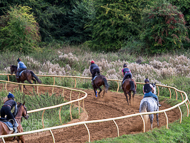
[86, 0, 151, 51]
[140, 0, 189, 54]
[0, 5, 41, 53]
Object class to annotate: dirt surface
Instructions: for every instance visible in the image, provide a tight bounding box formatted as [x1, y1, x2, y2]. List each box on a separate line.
[2, 84, 181, 143]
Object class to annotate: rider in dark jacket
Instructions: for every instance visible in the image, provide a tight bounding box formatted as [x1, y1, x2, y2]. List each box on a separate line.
[90, 61, 100, 84]
[1, 92, 18, 133]
[143, 78, 161, 107]
[122, 63, 132, 83]
[16, 58, 27, 79]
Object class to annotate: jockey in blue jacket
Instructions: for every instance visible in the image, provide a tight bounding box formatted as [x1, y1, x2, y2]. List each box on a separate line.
[16, 58, 27, 79]
[122, 63, 132, 83]
[90, 61, 100, 84]
[143, 78, 161, 107]
[1, 92, 18, 133]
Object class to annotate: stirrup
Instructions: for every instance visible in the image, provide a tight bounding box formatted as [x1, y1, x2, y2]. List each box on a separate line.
[13, 127, 18, 133]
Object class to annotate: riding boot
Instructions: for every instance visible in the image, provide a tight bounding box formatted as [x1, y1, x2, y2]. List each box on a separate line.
[13, 121, 18, 133]
[157, 101, 161, 107]
[16, 72, 19, 79]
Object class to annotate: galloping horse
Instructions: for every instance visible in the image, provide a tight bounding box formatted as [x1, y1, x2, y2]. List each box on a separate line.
[122, 78, 136, 105]
[92, 75, 109, 98]
[139, 97, 159, 130]
[10, 65, 42, 88]
[0, 102, 29, 142]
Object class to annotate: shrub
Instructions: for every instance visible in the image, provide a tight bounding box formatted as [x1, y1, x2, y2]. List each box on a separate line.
[0, 5, 41, 53]
[86, 0, 150, 51]
[140, 0, 189, 54]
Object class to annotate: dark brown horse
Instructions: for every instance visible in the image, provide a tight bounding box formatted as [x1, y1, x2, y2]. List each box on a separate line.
[10, 65, 42, 88]
[0, 102, 29, 143]
[92, 75, 109, 98]
[122, 78, 136, 105]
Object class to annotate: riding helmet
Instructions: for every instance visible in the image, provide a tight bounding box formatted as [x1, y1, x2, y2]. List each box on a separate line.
[7, 92, 15, 98]
[144, 78, 149, 83]
[123, 63, 127, 68]
[91, 60, 95, 64]
[17, 58, 21, 62]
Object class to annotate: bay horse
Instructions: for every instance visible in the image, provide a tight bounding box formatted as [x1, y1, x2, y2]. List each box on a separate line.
[0, 102, 29, 142]
[92, 75, 109, 98]
[139, 97, 159, 130]
[122, 78, 136, 105]
[10, 65, 42, 89]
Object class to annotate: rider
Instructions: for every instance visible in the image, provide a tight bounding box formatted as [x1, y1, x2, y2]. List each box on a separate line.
[90, 60, 100, 84]
[16, 58, 27, 79]
[143, 78, 161, 107]
[122, 63, 132, 83]
[0, 92, 18, 133]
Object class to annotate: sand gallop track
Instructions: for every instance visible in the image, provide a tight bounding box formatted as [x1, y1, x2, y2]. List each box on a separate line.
[4, 84, 180, 143]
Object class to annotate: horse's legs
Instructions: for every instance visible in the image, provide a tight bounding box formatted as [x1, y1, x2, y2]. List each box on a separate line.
[26, 78, 32, 84]
[156, 113, 159, 127]
[93, 86, 98, 97]
[103, 85, 106, 97]
[98, 87, 102, 97]
[128, 91, 131, 105]
[18, 135, 25, 143]
[32, 79, 36, 84]
[149, 114, 154, 130]
[124, 90, 129, 105]
[21, 81, 26, 90]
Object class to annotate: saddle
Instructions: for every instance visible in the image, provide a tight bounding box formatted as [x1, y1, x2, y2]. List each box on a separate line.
[122, 76, 131, 85]
[0, 118, 14, 131]
[92, 76, 97, 81]
[19, 70, 26, 77]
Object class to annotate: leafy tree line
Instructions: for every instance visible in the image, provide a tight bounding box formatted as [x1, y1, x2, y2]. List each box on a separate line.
[0, 0, 190, 54]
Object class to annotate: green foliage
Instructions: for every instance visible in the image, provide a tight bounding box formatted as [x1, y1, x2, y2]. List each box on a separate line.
[65, 0, 95, 44]
[140, 0, 189, 54]
[93, 116, 190, 143]
[0, 5, 41, 53]
[121, 36, 146, 55]
[0, 89, 80, 131]
[86, 0, 151, 51]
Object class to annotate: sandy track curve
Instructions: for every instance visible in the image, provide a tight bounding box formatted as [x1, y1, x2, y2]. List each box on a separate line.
[2, 84, 180, 143]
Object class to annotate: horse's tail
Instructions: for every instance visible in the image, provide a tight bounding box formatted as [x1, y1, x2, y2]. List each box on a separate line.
[103, 78, 109, 93]
[30, 71, 42, 84]
[130, 80, 135, 91]
[140, 101, 149, 124]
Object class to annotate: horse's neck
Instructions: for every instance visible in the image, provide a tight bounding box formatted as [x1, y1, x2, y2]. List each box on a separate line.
[15, 109, 22, 123]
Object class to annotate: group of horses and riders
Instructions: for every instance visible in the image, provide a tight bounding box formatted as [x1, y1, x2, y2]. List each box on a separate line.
[90, 60, 161, 129]
[0, 58, 161, 141]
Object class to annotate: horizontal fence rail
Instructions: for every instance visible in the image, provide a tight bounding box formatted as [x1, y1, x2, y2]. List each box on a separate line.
[0, 80, 87, 129]
[0, 73, 189, 142]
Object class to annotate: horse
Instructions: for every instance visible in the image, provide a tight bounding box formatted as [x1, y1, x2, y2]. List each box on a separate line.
[92, 75, 109, 98]
[122, 78, 136, 105]
[10, 65, 42, 89]
[0, 102, 29, 142]
[139, 97, 159, 130]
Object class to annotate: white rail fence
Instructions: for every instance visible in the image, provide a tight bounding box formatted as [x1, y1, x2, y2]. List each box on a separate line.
[0, 73, 189, 143]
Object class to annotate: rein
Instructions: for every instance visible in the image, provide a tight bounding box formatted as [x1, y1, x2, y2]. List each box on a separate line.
[15, 104, 27, 123]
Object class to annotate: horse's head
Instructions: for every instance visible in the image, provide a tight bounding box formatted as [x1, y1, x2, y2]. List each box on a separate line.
[150, 82, 157, 95]
[10, 65, 17, 75]
[17, 102, 29, 120]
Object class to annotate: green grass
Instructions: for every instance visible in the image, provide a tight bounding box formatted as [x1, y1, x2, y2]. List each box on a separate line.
[92, 117, 190, 143]
[92, 97, 188, 143]
[0, 89, 81, 131]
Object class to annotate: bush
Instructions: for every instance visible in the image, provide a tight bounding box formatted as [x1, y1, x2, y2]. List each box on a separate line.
[0, 5, 41, 54]
[86, 0, 150, 52]
[140, 0, 189, 54]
